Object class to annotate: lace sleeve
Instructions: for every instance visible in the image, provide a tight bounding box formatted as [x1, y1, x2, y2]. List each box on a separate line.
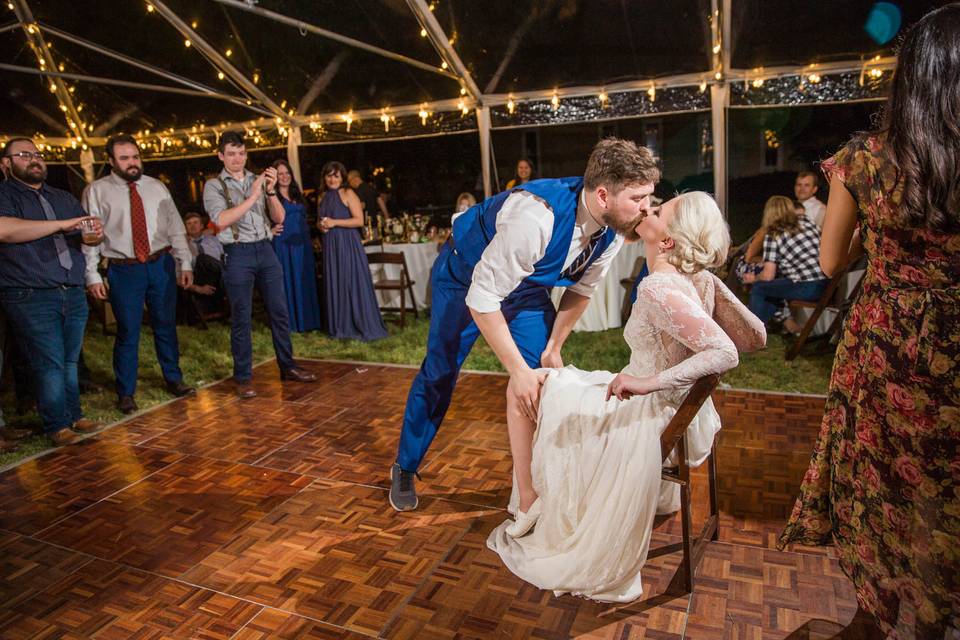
[639, 284, 740, 389]
[709, 273, 767, 352]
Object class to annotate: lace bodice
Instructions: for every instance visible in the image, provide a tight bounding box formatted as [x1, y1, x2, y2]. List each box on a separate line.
[623, 270, 766, 388]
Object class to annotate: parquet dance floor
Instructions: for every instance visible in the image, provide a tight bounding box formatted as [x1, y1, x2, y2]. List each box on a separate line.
[0, 360, 869, 639]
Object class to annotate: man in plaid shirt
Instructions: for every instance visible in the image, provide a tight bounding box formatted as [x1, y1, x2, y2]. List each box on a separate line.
[744, 213, 829, 331]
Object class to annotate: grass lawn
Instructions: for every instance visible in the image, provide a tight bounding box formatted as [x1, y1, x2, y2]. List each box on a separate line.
[0, 314, 834, 468]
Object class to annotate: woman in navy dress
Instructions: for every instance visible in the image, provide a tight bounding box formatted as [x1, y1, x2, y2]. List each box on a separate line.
[317, 161, 388, 341]
[271, 159, 321, 332]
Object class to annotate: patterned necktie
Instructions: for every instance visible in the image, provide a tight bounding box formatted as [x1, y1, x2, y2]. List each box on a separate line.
[35, 191, 73, 271]
[561, 226, 607, 280]
[128, 182, 150, 262]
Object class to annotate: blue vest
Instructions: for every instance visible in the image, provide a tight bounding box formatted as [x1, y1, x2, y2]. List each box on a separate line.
[449, 177, 617, 294]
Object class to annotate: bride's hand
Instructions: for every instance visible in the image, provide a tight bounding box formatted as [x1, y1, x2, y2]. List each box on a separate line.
[509, 367, 547, 422]
[606, 373, 659, 401]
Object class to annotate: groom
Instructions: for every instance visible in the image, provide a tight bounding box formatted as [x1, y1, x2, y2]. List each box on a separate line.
[390, 138, 659, 511]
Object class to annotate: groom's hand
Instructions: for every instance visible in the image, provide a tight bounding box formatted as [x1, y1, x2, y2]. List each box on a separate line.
[540, 348, 563, 369]
[508, 367, 547, 422]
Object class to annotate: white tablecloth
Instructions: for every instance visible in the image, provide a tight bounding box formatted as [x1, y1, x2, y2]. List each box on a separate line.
[365, 242, 439, 311]
[550, 242, 646, 332]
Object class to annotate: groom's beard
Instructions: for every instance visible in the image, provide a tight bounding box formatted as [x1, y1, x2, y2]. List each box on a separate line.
[602, 207, 643, 241]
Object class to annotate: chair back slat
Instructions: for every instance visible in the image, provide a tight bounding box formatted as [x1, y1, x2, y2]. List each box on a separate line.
[366, 251, 406, 266]
[660, 374, 721, 462]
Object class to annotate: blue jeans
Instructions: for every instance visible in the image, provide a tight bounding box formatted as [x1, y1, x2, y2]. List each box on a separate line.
[397, 242, 556, 472]
[222, 241, 295, 382]
[107, 253, 183, 398]
[748, 277, 829, 325]
[0, 286, 88, 434]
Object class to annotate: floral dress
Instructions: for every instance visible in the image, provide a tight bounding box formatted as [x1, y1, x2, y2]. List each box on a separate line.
[779, 135, 960, 638]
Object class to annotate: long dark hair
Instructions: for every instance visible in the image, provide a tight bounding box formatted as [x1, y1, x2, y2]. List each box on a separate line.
[320, 160, 348, 194]
[271, 158, 302, 204]
[881, 3, 960, 234]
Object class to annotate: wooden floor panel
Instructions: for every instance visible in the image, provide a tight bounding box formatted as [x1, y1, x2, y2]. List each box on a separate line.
[0, 360, 864, 639]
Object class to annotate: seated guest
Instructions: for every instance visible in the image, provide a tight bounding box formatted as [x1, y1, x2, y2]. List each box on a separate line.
[83, 135, 196, 414]
[505, 158, 535, 190]
[454, 191, 477, 214]
[272, 159, 320, 332]
[317, 161, 388, 341]
[0, 137, 103, 445]
[744, 195, 829, 333]
[795, 170, 826, 228]
[183, 212, 225, 315]
[347, 169, 389, 225]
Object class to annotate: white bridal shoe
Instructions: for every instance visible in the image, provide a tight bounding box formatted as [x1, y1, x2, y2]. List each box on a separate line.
[506, 498, 542, 537]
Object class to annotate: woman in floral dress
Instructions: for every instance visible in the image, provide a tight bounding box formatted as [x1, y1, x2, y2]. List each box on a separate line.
[779, 5, 960, 638]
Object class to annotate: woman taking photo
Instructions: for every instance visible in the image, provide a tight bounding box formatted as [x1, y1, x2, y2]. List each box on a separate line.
[779, 5, 960, 637]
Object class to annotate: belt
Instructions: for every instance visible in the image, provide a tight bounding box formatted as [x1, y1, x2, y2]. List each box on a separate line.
[108, 247, 170, 266]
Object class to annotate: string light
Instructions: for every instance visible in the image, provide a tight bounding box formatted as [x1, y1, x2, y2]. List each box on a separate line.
[380, 109, 394, 132]
[714, 71, 722, 81]
[598, 90, 608, 106]
[184, 39, 191, 48]
[647, 83, 656, 102]
[225, 48, 232, 57]
[752, 78, 764, 88]
[459, 86, 467, 96]
[506, 95, 516, 114]
[146, 3, 154, 12]
[440, 61, 448, 70]
[252, 72, 259, 84]
[340, 109, 354, 132]
[458, 98, 468, 115]
[26, 24, 36, 34]
[712, 43, 721, 54]
[699, 78, 708, 92]
[550, 92, 559, 111]
[869, 68, 883, 78]
[420, 28, 427, 37]
[190, 20, 198, 28]
[217, 71, 225, 80]
[418, 104, 430, 125]
[807, 73, 821, 83]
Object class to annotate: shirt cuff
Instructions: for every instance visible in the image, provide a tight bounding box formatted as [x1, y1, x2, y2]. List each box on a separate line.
[465, 285, 503, 313]
[85, 272, 103, 286]
[567, 281, 599, 298]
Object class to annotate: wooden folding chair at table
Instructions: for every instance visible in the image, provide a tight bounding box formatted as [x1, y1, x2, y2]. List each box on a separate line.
[784, 256, 865, 361]
[657, 373, 721, 593]
[366, 250, 419, 329]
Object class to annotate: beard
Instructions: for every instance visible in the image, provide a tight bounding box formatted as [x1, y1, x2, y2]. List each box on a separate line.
[11, 162, 46, 185]
[114, 165, 142, 182]
[602, 207, 644, 242]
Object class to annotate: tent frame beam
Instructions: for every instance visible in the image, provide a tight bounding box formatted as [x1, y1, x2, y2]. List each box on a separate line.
[148, 0, 288, 119]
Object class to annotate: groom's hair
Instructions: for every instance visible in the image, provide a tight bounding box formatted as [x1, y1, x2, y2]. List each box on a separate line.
[583, 138, 659, 193]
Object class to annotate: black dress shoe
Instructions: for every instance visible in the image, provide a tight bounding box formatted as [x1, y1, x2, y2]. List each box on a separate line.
[165, 380, 197, 397]
[118, 396, 139, 414]
[280, 367, 317, 383]
[235, 381, 257, 399]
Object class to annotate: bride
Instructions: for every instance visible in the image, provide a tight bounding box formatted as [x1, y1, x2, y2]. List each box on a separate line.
[487, 191, 766, 602]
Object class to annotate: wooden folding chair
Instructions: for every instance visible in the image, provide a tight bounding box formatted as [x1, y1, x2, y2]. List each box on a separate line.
[659, 373, 721, 593]
[785, 257, 865, 361]
[366, 250, 418, 328]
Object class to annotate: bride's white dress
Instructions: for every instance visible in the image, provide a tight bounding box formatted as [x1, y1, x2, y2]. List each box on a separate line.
[486, 270, 766, 602]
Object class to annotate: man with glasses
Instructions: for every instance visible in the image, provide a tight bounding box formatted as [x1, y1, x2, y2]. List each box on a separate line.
[0, 138, 104, 445]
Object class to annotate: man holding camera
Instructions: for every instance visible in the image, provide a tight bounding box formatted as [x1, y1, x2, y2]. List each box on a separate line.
[202, 132, 316, 398]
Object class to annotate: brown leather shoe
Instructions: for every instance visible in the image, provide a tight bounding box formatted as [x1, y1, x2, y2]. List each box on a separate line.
[235, 381, 257, 399]
[165, 380, 196, 397]
[0, 438, 17, 453]
[72, 419, 101, 434]
[51, 429, 81, 446]
[280, 367, 317, 383]
[118, 396, 139, 414]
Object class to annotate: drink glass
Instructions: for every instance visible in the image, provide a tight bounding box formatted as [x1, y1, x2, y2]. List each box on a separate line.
[80, 218, 102, 246]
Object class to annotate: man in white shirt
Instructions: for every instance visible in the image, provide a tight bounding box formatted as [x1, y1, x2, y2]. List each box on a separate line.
[795, 170, 826, 228]
[390, 138, 660, 511]
[83, 135, 195, 414]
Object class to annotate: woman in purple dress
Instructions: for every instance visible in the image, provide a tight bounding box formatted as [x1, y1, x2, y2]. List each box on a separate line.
[317, 161, 388, 341]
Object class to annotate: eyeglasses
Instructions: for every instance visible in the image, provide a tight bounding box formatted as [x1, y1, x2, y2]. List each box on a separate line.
[6, 151, 45, 161]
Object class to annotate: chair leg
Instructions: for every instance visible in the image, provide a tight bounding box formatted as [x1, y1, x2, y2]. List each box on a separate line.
[408, 281, 419, 319]
[678, 440, 694, 593]
[399, 284, 406, 329]
[708, 444, 719, 542]
[786, 312, 818, 361]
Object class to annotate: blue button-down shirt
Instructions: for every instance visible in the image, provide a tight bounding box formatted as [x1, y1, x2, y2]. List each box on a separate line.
[0, 178, 87, 288]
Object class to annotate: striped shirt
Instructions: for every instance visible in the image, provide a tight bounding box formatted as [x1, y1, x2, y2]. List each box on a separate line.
[762, 216, 826, 283]
[0, 178, 87, 288]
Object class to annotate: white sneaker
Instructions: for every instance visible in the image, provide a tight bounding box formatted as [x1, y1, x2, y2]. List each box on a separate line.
[505, 498, 541, 537]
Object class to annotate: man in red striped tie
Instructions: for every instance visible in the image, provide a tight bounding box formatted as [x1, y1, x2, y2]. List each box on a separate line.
[83, 135, 196, 414]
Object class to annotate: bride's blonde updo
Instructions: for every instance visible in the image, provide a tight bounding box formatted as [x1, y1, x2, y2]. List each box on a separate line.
[664, 191, 731, 274]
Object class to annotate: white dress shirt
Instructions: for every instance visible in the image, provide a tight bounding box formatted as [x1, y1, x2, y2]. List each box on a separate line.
[801, 196, 826, 228]
[82, 172, 192, 286]
[202, 169, 273, 244]
[465, 190, 624, 313]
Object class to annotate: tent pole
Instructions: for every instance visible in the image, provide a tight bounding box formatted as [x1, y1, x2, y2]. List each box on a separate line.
[710, 84, 729, 215]
[10, 0, 91, 148]
[476, 105, 493, 198]
[404, 0, 482, 100]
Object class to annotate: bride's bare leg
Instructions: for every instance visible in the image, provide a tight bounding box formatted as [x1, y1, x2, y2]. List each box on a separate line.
[506, 389, 539, 512]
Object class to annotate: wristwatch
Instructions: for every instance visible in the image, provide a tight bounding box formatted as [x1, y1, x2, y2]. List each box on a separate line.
[266, 190, 277, 197]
